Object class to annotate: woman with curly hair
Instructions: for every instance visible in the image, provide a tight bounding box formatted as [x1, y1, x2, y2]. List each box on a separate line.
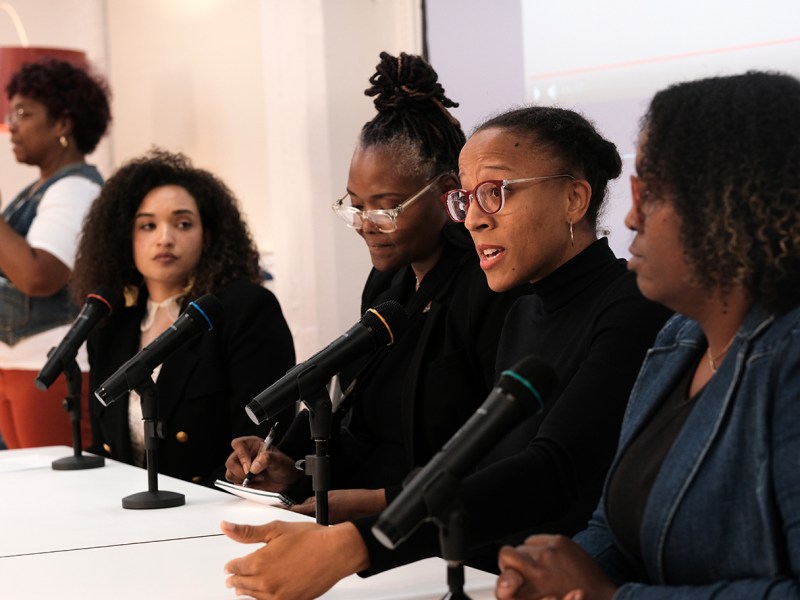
[0, 58, 111, 449]
[225, 51, 531, 520]
[495, 71, 800, 599]
[72, 150, 295, 486]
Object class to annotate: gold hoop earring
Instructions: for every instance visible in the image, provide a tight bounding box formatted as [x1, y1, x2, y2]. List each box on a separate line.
[59, 135, 69, 148]
[569, 222, 574, 246]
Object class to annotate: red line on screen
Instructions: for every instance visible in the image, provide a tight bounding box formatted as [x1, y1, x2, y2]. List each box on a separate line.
[528, 37, 800, 81]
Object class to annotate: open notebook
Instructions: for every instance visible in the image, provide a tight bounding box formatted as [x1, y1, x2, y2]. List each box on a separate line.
[214, 479, 294, 506]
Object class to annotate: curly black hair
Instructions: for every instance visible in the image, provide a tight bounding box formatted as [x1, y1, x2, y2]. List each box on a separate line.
[637, 71, 800, 314]
[475, 106, 622, 230]
[359, 51, 466, 178]
[6, 58, 111, 154]
[71, 149, 261, 307]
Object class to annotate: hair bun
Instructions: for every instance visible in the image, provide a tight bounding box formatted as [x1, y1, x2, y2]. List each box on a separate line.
[365, 51, 458, 114]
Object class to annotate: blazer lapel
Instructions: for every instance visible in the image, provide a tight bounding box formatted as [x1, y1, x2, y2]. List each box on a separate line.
[93, 312, 141, 463]
[638, 308, 774, 583]
[155, 338, 204, 423]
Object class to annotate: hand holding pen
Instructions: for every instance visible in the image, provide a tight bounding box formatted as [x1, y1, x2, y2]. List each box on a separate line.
[242, 421, 279, 488]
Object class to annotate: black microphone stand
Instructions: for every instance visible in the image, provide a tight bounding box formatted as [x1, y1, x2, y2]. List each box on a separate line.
[435, 499, 472, 600]
[51, 357, 105, 470]
[120, 364, 184, 509]
[411, 472, 472, 599]
[298, 383, 333, 526]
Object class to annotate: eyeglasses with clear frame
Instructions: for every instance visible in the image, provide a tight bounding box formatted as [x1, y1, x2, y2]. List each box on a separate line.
[4, 107, 36, 128]
[441, 174, 576, 222]
[332, 172, 449, 233]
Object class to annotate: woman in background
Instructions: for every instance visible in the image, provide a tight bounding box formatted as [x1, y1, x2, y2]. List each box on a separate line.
[72, 150, 295, 486]
[495, 71, 800, 600]
[0, 58, 111, 449]
[225, 51, 528, 521]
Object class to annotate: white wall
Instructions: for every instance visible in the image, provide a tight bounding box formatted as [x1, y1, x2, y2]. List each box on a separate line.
[2, 0, 422, 362]
[104, 0, 270, 243]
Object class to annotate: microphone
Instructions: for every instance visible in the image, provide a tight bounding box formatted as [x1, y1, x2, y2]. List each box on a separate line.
[35, 285, 123, 390]
[245, 300, 408, 424]
[94, 294, 223, 406]
[371, 355, 557, 550]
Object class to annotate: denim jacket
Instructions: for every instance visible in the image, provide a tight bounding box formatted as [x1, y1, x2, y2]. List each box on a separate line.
[0, 164, 103, 346]
[575, 304, 800, 599]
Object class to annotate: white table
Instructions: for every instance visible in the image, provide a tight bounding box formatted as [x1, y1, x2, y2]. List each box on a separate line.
[0, 446, 497, 599]
[0, 446, 310, 557]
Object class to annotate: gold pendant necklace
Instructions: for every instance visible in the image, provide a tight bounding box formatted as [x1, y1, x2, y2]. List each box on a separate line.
[706, 334, 736, 373]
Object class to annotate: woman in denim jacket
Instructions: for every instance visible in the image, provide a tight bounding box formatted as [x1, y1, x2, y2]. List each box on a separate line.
[495, 71, 800, 599]
[0, 59, 111, 449]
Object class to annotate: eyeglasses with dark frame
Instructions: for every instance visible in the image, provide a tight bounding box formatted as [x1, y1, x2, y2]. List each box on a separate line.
[332, 172, 450, 234]
[440, 174, 576, 222]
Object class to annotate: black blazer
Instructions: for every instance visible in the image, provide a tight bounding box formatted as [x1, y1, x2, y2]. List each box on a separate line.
[87, 280, 296, 486]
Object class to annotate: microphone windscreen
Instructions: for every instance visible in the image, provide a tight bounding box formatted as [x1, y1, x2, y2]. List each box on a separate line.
[87, 284, 124, 314]
[498, 355, 559, 416]
[363, 300, 408, 346]
[186, 294, 224, 330]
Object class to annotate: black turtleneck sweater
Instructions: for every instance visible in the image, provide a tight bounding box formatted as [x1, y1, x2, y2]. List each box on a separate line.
[355, 238, 672, 575]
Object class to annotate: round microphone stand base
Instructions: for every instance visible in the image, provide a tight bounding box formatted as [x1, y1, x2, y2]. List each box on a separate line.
[52, 454, 105, 470]
[120, 379, 184, 510]
[122, 490, 185, 510]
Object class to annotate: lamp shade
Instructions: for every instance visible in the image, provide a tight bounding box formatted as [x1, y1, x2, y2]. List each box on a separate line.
[0, 46, 87, 132]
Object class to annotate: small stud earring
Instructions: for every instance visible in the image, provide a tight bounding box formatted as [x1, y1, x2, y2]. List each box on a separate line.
[59, 135, 69, 148]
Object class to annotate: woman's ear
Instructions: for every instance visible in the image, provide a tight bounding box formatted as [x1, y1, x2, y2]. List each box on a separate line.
[566, 178, 592, 224]
[54, 114, 73, 139]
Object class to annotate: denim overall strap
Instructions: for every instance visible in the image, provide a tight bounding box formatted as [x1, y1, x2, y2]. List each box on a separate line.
[0, 164, 103, 346]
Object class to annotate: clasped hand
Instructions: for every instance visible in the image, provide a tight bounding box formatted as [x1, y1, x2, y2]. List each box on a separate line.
[496, 535, 617, 600]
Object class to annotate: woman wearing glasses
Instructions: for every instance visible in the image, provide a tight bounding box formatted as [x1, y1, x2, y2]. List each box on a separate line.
[225, 51, 528, 521]
[0, 58, 111, 449]
[220, 104, 672, 600]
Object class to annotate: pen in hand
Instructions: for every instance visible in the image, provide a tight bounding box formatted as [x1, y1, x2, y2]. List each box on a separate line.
[241, 421, 279, 488]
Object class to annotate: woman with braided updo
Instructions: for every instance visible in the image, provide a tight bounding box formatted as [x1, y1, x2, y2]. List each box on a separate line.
[226, 51, 529, 520]
[220, 98, 673, 598]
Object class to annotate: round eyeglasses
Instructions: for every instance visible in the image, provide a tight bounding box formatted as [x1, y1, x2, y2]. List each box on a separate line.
[441, 174, 575, 222]
[332, 173, 449, 234]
